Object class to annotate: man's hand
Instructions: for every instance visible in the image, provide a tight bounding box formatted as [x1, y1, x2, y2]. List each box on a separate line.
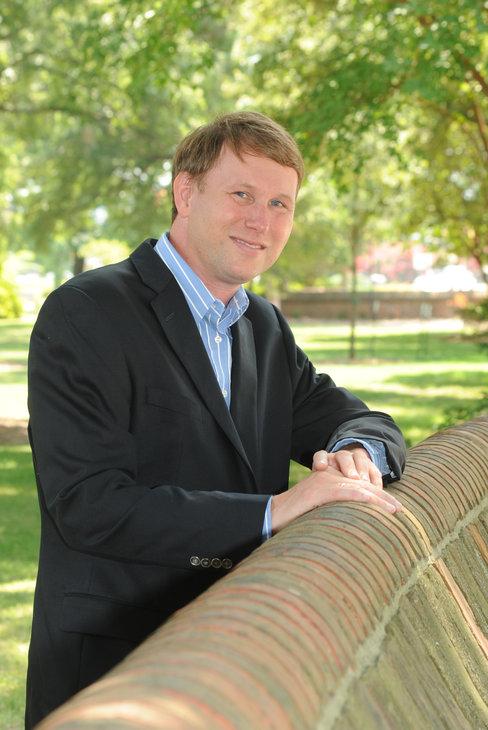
[313, 444, 383, 487]
[271, 447, 402, 534]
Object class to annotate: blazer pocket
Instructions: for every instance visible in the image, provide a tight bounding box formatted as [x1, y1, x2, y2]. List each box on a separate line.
[146, 386, 202, 421]
[60, 592, 163, 643]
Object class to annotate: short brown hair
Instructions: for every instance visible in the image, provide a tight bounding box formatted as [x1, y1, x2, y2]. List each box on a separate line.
[170, 111, 305, 221]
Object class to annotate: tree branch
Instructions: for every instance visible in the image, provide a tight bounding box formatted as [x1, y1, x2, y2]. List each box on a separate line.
[454, 52, 488, 99]
[472, 101, 488, 159]
[0, 103, 106, 122]
[417, 97, 473, 126]
[392, 1, 488, 99]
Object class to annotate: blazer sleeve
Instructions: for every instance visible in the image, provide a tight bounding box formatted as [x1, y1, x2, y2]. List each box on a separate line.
[273, 307, 406, 482]
[28, 287, 268, 570]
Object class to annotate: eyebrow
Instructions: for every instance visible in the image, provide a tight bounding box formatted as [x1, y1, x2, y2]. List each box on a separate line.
[231, 182, 296, 204]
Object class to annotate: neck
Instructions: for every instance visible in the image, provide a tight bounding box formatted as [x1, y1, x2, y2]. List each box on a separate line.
[166, 228, 238, 305]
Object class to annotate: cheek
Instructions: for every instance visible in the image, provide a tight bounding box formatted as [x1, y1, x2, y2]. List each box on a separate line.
[272, 219, 294, 247]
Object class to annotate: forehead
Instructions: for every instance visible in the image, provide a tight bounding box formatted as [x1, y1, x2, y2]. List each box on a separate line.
[206, 145, 299, 197]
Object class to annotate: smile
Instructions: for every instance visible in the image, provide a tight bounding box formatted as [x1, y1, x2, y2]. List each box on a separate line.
[231, 237, 265, 251]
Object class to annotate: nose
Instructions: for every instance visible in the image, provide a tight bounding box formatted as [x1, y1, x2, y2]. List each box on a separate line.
[245, 203, 269, 233]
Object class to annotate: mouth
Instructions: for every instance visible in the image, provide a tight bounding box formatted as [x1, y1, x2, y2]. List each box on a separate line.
[231, 236, 265, 251]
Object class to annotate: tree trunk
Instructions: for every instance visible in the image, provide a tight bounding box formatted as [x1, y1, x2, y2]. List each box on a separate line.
[349, 227, 359, 360]
[72, 251, 85, 276]
[348, 181, 361, 361]
[474, 255, 488, 285]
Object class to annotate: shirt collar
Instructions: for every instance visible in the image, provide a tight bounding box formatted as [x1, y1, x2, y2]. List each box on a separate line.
[154, 232, 249, 326]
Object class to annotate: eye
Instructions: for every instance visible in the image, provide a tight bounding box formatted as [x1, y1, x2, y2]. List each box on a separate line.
[270, 198, 287, 208]
[232, 191, 252, 201]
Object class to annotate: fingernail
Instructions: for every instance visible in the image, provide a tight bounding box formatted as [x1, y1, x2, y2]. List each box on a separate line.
[348, 470, 358, 478]
[360, 472, 368, 481]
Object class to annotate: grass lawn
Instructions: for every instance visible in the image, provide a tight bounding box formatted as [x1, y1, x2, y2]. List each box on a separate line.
[0, 445, 37, 729]
[288, 319, 487, 483]
[0, 316, 487, 728]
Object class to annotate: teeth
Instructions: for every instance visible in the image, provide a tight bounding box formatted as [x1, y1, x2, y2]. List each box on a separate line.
[235, 238, 262, 249]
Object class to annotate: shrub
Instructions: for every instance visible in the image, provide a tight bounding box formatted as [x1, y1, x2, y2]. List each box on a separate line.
[438, 392, 488, 430]
[0, 278, 22, 318]
[461, 296, 488, 349]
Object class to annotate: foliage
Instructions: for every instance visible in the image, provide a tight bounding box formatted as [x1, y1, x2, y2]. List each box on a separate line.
[79, 238, 132, 269]
[2, 0, 487, 286]
[256, 134, 408, 299]
[1, 0, 233, 271]
[460, 296, 488, 349]
[245, 1, 487, 154]
[0, 277, 22, 318]
[403, 108, 488, 280]
[438, 392, 488, 430]
[462, 296, 488, 325]
[239, 0, 488, 273]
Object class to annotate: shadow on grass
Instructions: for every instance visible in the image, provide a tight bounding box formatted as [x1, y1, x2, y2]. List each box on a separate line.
[302, 332, 486, 364]
[0, 589, 35, 626]
[0, 447, 39, 573]
[384, 370, 488, 389]
[0, 321, 33, 351]
[0, 445, 38, 729]
[350, 389, 482, 448]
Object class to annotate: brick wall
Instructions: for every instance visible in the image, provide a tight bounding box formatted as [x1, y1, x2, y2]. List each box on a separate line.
[280, 290, 482, 319]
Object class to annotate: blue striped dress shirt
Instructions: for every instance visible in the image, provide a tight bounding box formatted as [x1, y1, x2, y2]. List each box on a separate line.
[154, 233, 248, 408]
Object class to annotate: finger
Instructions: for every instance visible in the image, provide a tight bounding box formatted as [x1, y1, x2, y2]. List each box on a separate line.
[362, 461, 383, 488]
[324, 453, 340, 471]
[335, 478, 402, 509]
[364, 486, 402, 511]
[349, 451, 377, 483]
[312, 450, 329, 472]
[333, 450, 360, 479]
[335, 483, 402, 513]
[370, 467, 384, 488]
[344, 450, 383, 489]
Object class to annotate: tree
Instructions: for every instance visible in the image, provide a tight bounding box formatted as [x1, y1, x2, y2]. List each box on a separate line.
[1, 0, 232, 272]
[238, 0, 487, 271]
[403, 109, 487, 281]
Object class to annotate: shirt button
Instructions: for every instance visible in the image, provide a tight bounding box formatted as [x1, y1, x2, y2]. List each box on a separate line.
[214, 334, 222, 343]
[222, 388, 228, 397]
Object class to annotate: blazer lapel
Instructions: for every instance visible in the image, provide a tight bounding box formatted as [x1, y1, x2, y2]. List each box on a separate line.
[130, 240, 255, 479]
[230, 315, 259, 475]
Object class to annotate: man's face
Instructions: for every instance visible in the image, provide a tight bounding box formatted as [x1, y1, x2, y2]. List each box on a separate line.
[172, 145, 298, 301]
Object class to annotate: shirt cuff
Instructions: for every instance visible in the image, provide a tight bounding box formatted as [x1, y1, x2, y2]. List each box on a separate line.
[261, 497, 273, 542]
[331, 437, 392, 477]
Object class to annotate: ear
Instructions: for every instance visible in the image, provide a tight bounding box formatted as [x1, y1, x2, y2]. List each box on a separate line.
[172, 171, 194, 218]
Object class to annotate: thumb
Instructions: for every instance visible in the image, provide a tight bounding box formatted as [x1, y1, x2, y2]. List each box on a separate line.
[312, 450, 329, 471]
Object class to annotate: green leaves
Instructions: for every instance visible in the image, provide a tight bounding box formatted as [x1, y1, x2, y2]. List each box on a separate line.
[1, 0, 486, 283]
[1, 0, 234, 267]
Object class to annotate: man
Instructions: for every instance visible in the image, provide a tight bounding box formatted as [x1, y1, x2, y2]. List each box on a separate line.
[26, 112, 405, 727]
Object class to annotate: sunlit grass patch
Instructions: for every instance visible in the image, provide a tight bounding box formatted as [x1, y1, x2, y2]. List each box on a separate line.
[290, 320, 488, 475]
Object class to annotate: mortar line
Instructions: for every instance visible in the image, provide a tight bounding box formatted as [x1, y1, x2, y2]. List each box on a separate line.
[317, 494, 488, 730]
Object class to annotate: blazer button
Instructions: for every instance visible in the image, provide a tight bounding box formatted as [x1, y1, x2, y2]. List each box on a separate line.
[222, 558, 233, 570]
[200, 557, 211, 568]
[190, 556, 200, 566]
[211, 558, 222, 569]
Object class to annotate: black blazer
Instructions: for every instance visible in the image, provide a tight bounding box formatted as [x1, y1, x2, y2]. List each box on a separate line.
[26, 240, 406, 726]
